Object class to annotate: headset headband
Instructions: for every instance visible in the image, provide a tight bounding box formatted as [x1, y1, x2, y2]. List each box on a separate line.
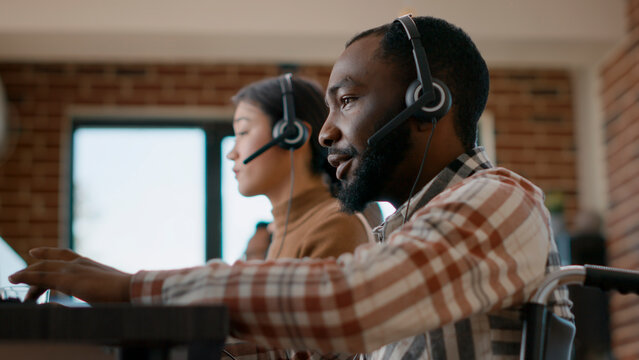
[395, 14, 436, 104]
[279, 73, 296, 126]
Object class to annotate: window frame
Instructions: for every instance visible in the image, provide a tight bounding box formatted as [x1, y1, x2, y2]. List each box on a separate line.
[69, 117, 233, 262]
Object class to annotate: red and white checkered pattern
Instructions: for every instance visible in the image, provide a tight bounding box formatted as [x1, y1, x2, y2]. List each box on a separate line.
[131, 148, 571, 359]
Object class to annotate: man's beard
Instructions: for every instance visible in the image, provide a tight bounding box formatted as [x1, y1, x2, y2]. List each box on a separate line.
[336, 119, 411, 213]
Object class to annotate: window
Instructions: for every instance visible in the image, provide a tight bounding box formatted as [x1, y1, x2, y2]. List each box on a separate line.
[70, 119, 231, 273]
[71, 120, 398, 270]
[220, 136, 272, 263]
[478, 112, 496, 163]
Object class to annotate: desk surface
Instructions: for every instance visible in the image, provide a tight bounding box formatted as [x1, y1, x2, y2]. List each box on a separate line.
[0, 303, 228, 346]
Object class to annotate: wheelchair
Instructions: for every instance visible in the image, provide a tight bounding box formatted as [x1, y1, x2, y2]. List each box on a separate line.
[520, 264, 639, 360]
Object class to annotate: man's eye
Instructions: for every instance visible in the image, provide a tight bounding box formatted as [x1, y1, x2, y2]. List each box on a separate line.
[341, 97, 357, 106]
[236, 131, 248, 137]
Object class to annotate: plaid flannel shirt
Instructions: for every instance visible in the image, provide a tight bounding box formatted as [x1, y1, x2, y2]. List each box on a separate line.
[131, 147, 571, 359]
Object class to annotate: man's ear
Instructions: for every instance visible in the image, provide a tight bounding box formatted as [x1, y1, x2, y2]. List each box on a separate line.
[415, 106, 454, 132]
[414, 117, 436, 132]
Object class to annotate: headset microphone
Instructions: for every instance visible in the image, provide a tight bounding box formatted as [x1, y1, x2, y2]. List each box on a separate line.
[243, 73, 309, 164]
[366, 14, 452, 147]
[242, 125, 299, 164]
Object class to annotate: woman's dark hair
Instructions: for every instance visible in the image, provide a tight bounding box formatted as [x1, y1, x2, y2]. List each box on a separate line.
[232, 76, 338, 188]
[347, 16, 490, 150]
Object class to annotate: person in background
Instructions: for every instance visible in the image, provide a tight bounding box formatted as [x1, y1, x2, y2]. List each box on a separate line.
[226, 75, 376, 262]
[223, 75, 381, 358]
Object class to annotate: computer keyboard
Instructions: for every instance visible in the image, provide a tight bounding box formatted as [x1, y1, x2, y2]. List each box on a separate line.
[0, 296, 22, 304]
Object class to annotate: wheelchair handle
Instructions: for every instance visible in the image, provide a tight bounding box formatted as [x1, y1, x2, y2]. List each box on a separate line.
[531, 266, 585, 304]
[584, 264, 639, 295]
[531, 264, 639, 305]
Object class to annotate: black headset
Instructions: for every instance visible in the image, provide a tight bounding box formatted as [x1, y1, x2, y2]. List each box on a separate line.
[367, 14, 452, 147]
[243, 73, 309, 164]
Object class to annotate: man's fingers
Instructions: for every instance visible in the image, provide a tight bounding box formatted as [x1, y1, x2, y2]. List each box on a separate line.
[10, 269, 75, 299]
[8, 254, 131, 303]
[29, 247, 80, 261]
[9, 260, 73, 284]
[24, 285, 47, 303]
[9, 268, 52, 287]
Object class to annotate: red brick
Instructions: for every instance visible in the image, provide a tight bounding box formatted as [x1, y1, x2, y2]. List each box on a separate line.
[156, 64, 191, 76]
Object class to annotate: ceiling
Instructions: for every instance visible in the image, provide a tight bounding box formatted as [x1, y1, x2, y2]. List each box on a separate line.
[0, 0, 628, 68]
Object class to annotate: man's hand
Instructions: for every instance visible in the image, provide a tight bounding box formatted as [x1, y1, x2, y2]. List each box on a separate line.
[8, 247, 132, 303]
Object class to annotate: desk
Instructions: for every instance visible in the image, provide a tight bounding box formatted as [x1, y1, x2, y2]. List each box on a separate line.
[0, 303, 228, 360]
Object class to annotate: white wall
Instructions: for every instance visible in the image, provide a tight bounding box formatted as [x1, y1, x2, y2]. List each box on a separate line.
[0, 0, 626, 66]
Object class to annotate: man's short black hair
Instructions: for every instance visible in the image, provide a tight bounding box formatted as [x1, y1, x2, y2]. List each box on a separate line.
[346, 16, 490, 150]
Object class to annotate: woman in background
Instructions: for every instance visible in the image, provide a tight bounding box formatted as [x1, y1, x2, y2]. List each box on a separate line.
[225, 74, 378, 359]
[227, 74, 378, 261]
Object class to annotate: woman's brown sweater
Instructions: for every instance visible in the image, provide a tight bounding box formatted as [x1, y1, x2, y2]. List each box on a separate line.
[266, 185, 375, 259]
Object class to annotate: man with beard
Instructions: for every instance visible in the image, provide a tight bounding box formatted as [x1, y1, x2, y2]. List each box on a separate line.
[11, 15, 571, 359]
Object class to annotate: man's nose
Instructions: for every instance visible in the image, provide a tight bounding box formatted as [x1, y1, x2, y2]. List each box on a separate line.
[319, 119, 340, 148]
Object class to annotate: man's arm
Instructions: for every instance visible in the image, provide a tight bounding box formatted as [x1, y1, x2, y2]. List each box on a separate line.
[10, 170, 551, 354]
[130, 170, 553, 353]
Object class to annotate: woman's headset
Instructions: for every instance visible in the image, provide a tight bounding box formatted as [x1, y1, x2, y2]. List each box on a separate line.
[243, 73, 309, 164]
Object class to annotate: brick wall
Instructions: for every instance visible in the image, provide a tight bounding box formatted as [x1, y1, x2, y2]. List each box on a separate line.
[601, 0, 639, 358]
[0, 63, 330, 262]
[0, 63, 577, 264]
[488, 69, 576, 226]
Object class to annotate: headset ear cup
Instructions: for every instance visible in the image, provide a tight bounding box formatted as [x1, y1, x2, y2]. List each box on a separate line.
[404, 78, 452, 122]
[404, 80, 430, 122]
[272, 118, 308, 150]
[430, 78, 452, 120]
[405, 79, 421, 108]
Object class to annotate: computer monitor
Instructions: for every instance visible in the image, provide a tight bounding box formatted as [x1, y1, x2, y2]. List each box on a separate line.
[0, 236, 26, 287]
